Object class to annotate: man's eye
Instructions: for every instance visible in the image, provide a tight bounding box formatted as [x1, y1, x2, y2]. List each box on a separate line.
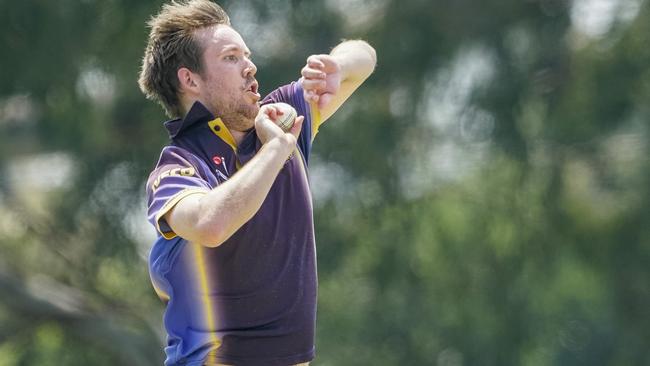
[225, 55, 238, 62]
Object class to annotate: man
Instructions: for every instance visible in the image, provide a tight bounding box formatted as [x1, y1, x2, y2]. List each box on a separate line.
[138, 1, 376, 365]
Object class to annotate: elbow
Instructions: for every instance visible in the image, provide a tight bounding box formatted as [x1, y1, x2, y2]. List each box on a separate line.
[193, 212, 250, 248]
[360, 49, 376, 82]
[352, 40, 377, 72]
[197, 235, 226, 248]
[191, 219, 230, 248]
[346, 40, 377, 81]
[194, 225, 228, 248]
[363, 41, 377, 67]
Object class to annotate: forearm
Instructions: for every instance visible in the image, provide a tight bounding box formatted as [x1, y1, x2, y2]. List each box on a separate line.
[331, 40, 377, 82]
[167, 136, 295, 246]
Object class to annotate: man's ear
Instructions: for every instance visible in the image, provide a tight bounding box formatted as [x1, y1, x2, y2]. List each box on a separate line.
[177, 67, 201, 95]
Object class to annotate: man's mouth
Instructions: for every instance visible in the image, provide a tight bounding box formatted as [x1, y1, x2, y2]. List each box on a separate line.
[245, 81, 260, 100]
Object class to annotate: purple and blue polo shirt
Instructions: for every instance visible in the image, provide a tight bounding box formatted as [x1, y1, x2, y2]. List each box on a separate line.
[145, 81, 322, 366]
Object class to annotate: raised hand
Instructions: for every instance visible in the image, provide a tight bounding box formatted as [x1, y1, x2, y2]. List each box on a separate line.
[301, 54, 342, 110]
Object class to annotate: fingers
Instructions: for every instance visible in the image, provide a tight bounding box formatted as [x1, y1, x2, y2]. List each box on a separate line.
[302, 66, 326, 79]
[256, 103, 305, 146]
[306, 55, 326, 69]
[289, 115, 304, 139]
[301, 63, 326, 99]
[301, 53, 341, 108]
[302, 78, 327, 92]
[264, 105, 279, 120]
[307, 54, 340, 74]
[255, 105, 284, 144]
[259, 103, 292, 123]
[259, 104, 276, 118]
[301, 63, 326, 103]
[304, 90, 319, 104]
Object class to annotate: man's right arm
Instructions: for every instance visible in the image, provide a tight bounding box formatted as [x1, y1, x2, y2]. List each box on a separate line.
[163, 105, 304, 247]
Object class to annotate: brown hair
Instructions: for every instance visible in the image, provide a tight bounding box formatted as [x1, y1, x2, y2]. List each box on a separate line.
[138, 0, 230, 117]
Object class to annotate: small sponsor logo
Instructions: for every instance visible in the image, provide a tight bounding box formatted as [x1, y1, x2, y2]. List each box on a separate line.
[212, 155, 229, 181]
[152, 167, 195, 191]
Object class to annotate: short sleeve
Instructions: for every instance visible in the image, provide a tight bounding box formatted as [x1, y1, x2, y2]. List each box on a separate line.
[146, 146, 211, 239]
[262, 81, 322, 166]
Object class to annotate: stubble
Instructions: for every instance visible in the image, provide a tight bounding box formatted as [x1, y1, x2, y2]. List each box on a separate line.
[206, 83, 259, 132]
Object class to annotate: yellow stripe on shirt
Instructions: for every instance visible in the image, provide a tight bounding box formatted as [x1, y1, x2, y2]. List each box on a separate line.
[309, 101, 323, 142]
[191, 242, 222, 352]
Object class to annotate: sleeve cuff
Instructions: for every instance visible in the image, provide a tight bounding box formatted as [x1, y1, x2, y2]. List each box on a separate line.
[154, 188, 209, 239]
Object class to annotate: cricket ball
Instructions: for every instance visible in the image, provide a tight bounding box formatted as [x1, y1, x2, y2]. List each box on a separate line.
[275, 102, 297, 132]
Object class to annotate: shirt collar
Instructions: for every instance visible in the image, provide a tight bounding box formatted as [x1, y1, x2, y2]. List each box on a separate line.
[164, 101, 214, 139]
[163, 101, 259, 156]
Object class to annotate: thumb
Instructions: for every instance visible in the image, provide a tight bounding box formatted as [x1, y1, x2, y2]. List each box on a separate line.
[318, 93, 333, 110]
[289, 115, 304, 139]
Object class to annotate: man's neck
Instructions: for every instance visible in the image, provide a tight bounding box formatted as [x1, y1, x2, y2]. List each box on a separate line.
[230, 129, 247, 146]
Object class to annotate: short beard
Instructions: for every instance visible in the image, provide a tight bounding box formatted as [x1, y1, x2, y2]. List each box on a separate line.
[206, 86, 259, 132]
[219, 102, 259, 132]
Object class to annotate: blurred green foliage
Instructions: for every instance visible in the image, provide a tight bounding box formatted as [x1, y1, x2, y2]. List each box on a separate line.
[0, 0, 648, 365]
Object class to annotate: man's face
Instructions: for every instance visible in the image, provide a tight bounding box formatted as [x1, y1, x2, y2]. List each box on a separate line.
[196, 25, 260, 131]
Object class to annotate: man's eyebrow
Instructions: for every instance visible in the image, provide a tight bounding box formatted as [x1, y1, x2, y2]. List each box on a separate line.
[221, 45, 251, 56]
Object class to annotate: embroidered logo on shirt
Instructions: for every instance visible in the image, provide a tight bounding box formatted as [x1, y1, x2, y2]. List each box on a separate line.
[152, 167, 195, 191]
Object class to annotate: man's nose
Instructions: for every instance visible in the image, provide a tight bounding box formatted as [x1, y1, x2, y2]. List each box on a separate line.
[244, 58, 257, 77]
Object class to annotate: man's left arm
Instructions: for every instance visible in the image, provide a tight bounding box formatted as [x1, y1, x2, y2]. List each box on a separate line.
[301, 40, 376, 123]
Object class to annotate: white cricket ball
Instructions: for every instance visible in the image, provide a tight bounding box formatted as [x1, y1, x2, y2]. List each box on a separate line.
[275, 102, 297, 132]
